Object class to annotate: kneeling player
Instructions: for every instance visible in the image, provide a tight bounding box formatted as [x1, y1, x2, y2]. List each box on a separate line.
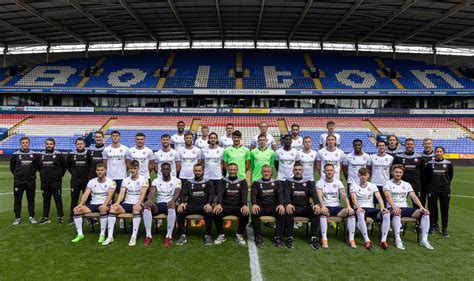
[71, 163, 116, 243]
[350, 168, 390, 250]
[102, 160, 149, 246]
[384, 164, 433, 250]
[284, 163, 320, 250]
[213, 163, 249, 245]
[251, 165, 285, 248]
[317, 163, 356, 249]
[176, 163, 214, 246]
[143, 163, 182, 247]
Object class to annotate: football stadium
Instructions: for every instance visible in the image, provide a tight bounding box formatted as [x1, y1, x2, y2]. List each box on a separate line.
[1, 0, 474, 280]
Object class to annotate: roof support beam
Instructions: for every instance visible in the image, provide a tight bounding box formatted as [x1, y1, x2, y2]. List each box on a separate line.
[396, 0, 474, 44]
[255, 0, 266, 40]
[68, 0, 122, 43]
[119, 0, 158, 42]
[288, 0, 313, 41]
[216, 0, 224, 41]
[358, 0, 416, 44]
[321, 0, 362, 42]
[0, 19, 47, 44]
[13, 0, 86, 43]
[168, 0, 191, 41]
[436, 25, 474, 46]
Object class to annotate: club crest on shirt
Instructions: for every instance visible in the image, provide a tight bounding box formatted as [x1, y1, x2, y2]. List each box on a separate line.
[237, 183, 240, 187]
[443, 164, 447, 168]
[202, 184, 206, 187]
[53, 155, 56, 158]
[271, 182, 275, 186]
[143, 151, 146, 155]
[335, 153, 338, 157]
[402, 186, 406, 191]
[303, 183, 307, 187]
[120, 149, 123, 153]
[414, 158, 418, 162]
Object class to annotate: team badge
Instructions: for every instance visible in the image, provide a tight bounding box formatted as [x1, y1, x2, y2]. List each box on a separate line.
[414, 158, 418, 162]
[143, 151, 146, 155]
[402, 186, 406, 191]
[120, 149, 123, 153]
[443, 164, 447, 168]
[53, 155, 56, 159]
[271, 182, 275, 186]
[237, 183, 240, 187]
[202, 184, 206, 187]
[335, 153, 338, 157]
[14, 187, 18, 192]
[303, 183, 307, 187]
[30, 155, 33, 158]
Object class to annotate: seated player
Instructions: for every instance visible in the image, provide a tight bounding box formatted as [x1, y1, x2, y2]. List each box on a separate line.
[143, 163, 182, 247]
[102, 160, 149, 246]
[251, 165, 285, 248]
[283, 163, 320, 250]
[316, 163, 356, 249]
[384, 164, 433, 250]
[71, 163, 116, 243]
[350, 168, 391, 250]
[176, 163, 214, 246]
[213, 163, 249, 245]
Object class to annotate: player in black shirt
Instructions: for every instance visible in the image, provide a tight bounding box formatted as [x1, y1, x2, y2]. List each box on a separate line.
[38, 138, 67, 224]
[251, 165, 285, 248]
[424, 146, 453, 237]
[387, 134, 403, 156]
[66, 138, 89, 224]
[283, 163, 321, 250]
[10, 136, 38, 225]
[176, 163, 215, 246]
[86, 131, 105, 180]
[421, 138, 435, 163]
[213, 163, 249, 245]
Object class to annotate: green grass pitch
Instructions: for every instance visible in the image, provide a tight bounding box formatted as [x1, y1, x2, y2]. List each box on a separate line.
[0, 162, 473, 280]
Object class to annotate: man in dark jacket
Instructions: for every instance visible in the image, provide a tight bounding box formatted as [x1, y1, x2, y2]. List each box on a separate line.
[66, 138, 89, 224]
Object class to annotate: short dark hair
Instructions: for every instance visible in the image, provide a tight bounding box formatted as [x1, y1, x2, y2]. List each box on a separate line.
[324, 163, 334, 169]
[227, 162, 238, 168]
[303, 136, 311, 141]
[45, 138, 55, 145]
[405, 138, 415, 144]
[376, 140, 387, 146]
[75, 137, 85, 144]
[161, 134, 170, 139]
[232, 130, 242, 137]
[283, 134, 291, 140]
[177, 121, 185, 125]
[358, 167, 370, 175]
[161, 162, 171, 169]
[96, 163, 105, 169]
[258, 133, 267, 140]
[194, 163, 204, 169]
[184, 132, 193, 138]
[293, 163, 303, 168]
[434, 146, 445, 153]
[353, 139, 363, 145]
[94, 131, 104, 136]
[326, 121, 335, 127]
[291, 124, 299, 129]
[130, 160, 140, 167]
[135, 132, 145, 138]
[392, 164, 405, 173]
[20, 136, 30, 143]
[111, 130, 120, 136]
[226, 123, 234, 128]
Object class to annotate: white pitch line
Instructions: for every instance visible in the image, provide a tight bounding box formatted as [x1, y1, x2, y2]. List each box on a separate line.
[246, 227, 263, 281]
[451, 194, 474, 199]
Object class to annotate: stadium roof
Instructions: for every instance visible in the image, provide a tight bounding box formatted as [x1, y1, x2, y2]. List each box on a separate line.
[0, 0, 473, 48]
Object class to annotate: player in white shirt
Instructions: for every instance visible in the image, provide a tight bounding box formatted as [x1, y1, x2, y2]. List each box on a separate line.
[178, 132, 203, 184]
[316, 135, 345, 181]
[275, 135, 301, 180]
[143, 163, 182, 247]
[219, 123, 234, 149]
[154, 134, 181, 177]
[250, 121, 276, 150]
[195, 126, 210, 150]
[71, 164, 116, 243]
[316, 163, 356, 249]
[290, 124, 303, 151]
[319, 120, 341, 149]
[343, 139, 371, 191]
[202, 132, 224, 187]
[298, 136, 317, 182]
[171, 120, 186, 150]
[102, 160, 149, 246]
[127, 133, 154, 181]
[370, 140, 394, 205]
[384, 164, 433, 250]
[102, 130, 129, 193]
[350, 167, 390, 250]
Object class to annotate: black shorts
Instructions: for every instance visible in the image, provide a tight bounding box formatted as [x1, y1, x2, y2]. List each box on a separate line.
[358, 207, 381, 220]
[326, 206, 344, 216]
[153, 202, 173, 215]
[86, 204, 102, 213]
[121, 203, 135, 213]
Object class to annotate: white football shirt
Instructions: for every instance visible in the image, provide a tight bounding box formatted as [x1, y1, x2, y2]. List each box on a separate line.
[87, 177, 116, 205]
[152, 176, 182, 203]
[369, 154, 394, 186]
[251, 133, 275, 149]
[319, 132, 341, 147]
[343, 152, 371, 184]
[102, 144, 129, 180]
[316, 147, 345, 180]
[202, 146, 224, 180]
[195, 137, 209, 150]
[127, 146, 154, 179]
[122, 175, 149, 204]
[154, 148, 180, 177]
[350, 182, 379, 208]
[219, 135, 233, 149]
[178, 146, 202, 179]
[291, 136, 303, 151]
[275, 148, 300, 180]
[298, 149, 317, 181]
[171, 133, 185, 150]
[316, 178, 345, 207]
[383, 179, 414, 209]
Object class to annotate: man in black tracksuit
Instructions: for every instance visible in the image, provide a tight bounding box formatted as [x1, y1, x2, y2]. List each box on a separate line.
[10, 136, 38, 225]
[38, 138, 67, 224]
[176, 163, 215, 246]
[86, 131, 105, 180]
[213, 163, 249, 245]
[284, 163, 321, 249]
[66, 138, 89, 224]
[424, 147, 453, 236]
[251, 165, 285, 248]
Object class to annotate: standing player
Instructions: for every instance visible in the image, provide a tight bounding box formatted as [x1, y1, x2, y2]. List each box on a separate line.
[154, 134, 181, 178]
[213, 163, 250, 245]
[424, 146, 453, 236]
[86, 131, 105, 180]
[171, 120, 186, 150]
[275, 135, 301, 181]
[178, 132, 202, 185]
[317, 163, 356, 249]
[219, 123, 235, 149]
[103, 130, 129, 193]
[143, 163, 182, 247]
[195, 126, 210, 150]
[250, 134, 274, 182]
[319, 121, 340, 149]
[350, 168, 391, 250]
[384, 164, 433, 250]
[283, 163, 320, 249]
[202, 132, 224, 187]
[250, 121, 276, 150]
[369, 140, 394, 205]
[223, 130, 250, 180]
[71, 163, 116, 243]
[66, 138, 89, 224]
[298, 136, 317, 182]
[290, 124, 303, 151]
[10, 136, 38, 225]
[316, 135, 345, 181]
[102, 160, 149, 246]
[38, 138, 67, 224]
[176, 163, 215, 246]
[343, 139, 371, 193]
[127, 133, 154, 182]
[251, 165, 285, 248]
[387, 134, 402, 156]
[421, 138, 435, 163]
